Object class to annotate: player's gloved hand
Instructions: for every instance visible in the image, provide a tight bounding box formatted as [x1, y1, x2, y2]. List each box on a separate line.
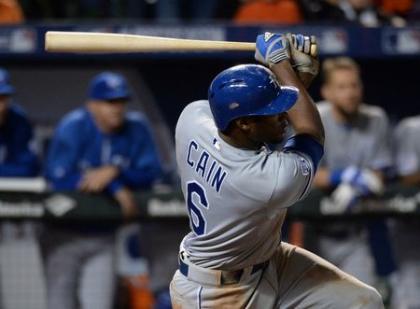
[334, 166, 384, 196]
[255, 32, 290, 67]
[329, 183, 360, 214]
[286, 33, 319, 77]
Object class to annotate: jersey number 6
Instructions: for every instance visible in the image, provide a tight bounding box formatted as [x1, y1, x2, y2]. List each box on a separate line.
[187, 181, 209, 236]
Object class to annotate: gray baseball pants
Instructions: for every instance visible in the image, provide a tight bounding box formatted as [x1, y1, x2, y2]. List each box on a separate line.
[170, 242, 384, 308]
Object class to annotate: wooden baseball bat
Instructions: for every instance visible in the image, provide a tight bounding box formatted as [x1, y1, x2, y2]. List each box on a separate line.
[45, 31, 256, 53]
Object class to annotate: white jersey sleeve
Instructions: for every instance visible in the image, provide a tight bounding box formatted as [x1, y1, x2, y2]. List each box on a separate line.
[268, 150, 314, 207]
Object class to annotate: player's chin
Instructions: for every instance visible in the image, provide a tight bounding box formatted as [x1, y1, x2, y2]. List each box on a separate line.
[267, 132, 285, 144]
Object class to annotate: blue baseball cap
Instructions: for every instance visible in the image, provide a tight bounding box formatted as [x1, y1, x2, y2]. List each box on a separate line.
[0, 68, 15, 96]
[88, 72, 131, 101]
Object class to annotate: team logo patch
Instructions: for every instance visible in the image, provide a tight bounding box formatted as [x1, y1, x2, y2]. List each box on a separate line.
[299, 158, 311, 176]
[106, 76, 122, 89]
[229, 102, 240, 110]
[264, 32, 274, 42]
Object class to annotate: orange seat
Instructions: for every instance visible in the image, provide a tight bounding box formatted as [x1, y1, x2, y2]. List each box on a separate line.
[234, 0, 302, 25]
[380, 0, 413, 15]
[0, 0, 24, 24]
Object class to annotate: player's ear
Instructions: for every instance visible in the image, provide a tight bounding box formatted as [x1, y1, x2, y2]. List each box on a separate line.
[235, 118, 252, 132]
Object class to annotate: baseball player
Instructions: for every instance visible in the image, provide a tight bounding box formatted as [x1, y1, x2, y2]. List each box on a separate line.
[0, 67, 38, 176]
[0, 67, 46, 309]
[392, 115, 420, 308]
[312, 57, 397, 294]
[44, 71, 163, 309]
[169, 33, 383, 308]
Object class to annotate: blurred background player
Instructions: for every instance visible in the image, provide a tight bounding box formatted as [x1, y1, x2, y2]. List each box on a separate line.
[0, 67, 45, 309]
[312, 57, 397, 302]
[392, 115, 420, 308]
[44, 71, 163, 309]
[0, 67, 37, 177]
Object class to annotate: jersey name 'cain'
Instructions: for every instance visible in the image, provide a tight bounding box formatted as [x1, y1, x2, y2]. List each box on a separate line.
[186, 140, 227, 193]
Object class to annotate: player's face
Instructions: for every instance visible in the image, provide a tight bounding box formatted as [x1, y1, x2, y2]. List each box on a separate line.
[248, 112, 289, 144]
[323, 68, 363, 117]
[89, 99, 127, 132]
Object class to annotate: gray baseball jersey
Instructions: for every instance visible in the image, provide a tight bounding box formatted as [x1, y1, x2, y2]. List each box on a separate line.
[175, 100, 314, 270]
[394, 115, 420, 176]
[317, 101, 392, 170]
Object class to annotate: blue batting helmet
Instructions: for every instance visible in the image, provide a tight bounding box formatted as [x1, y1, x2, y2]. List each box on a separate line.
[88, 72, 131, 101]
[0, 68, 14, 95]
[208, 64, 299, 131]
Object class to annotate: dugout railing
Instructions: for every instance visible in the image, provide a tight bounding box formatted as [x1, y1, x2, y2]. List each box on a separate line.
[0, 178, 419, 221]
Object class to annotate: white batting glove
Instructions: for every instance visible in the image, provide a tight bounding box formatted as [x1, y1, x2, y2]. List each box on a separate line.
[330, 183, 360, 213]
[287, 33, 319, 76]
[255, 32, 290, 67]
[341, 166, 384, 196]
[357, 169, 385, 196]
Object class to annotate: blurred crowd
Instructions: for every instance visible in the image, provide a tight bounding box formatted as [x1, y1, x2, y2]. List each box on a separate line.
[1, 0, 420, 25]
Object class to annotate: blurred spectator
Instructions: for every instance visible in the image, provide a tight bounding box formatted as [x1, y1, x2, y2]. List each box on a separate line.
[299, 0, 406, 26]
[20, 0, 219, 21]
[44, 71, 163, 309]
[408, 0, 420, 20]
[312, 57, 397, 304]
[234, 0, 303, 24]
[0, 68, 37, 177]
[0, 67, 45, 309]
[0, 0, 24, 24]
[299, 0, 347, 22]
[392, 115, 420, 308]
[110, 0, 219, 21]
[338, 0, 406, 26]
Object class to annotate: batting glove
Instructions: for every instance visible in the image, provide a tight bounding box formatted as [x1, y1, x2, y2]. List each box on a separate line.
[255, 32, 290, 67]
[330, 183, 361, 213]
[337, 166, 384, 196]
[287, 33, 319, 76]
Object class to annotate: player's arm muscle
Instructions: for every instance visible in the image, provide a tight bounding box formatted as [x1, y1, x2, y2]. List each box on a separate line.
[271, 61, 324, 145]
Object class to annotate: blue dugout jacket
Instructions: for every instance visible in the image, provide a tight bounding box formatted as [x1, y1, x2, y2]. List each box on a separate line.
[45, 107, 163, 194]
[0, 104, 38, 176]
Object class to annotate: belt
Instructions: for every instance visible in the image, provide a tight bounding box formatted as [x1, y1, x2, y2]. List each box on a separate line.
[179, 251, 269, 286]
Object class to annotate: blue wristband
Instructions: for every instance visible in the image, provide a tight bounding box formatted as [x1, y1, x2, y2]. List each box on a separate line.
[330, 169, 344, 187]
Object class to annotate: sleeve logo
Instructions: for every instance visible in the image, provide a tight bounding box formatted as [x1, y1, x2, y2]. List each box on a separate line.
[299, 158, 311, 176]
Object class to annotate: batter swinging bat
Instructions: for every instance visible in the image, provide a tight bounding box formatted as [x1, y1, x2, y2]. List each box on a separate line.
[44, 31, 256, 53]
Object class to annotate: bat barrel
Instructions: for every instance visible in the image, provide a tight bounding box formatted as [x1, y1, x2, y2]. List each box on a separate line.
[45, 31, 256, 53]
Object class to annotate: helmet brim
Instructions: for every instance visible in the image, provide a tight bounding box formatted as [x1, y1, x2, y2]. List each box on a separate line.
[250, 86, 299, 117]
[91, 90, 131, 101]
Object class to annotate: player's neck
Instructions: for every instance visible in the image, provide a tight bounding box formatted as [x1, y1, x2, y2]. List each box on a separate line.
[331, 105, 359, 125]
[219, 130, 262, 150]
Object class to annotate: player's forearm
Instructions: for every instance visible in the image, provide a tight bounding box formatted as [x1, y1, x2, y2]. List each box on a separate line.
[271, 61, 324, 144]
